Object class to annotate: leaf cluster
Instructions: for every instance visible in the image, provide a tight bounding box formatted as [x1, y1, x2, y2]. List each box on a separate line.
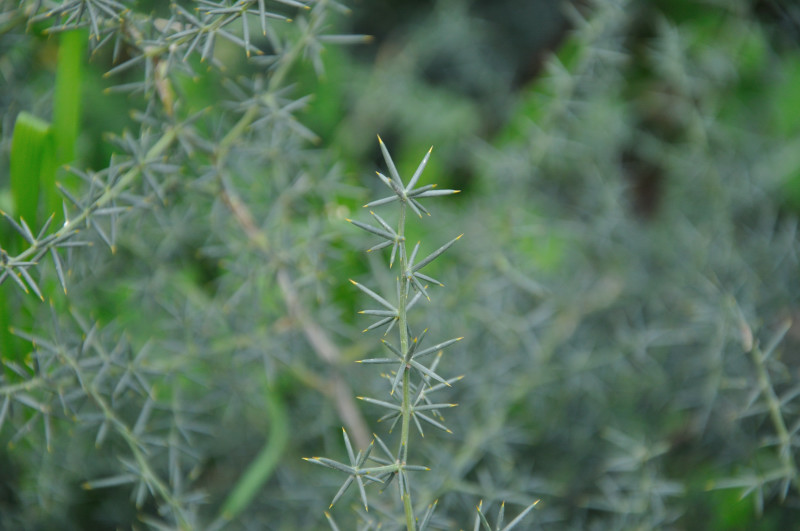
[3, 0, 800, 530]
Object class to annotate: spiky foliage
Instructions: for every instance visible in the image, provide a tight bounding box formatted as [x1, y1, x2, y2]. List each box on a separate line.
[306, 138, 537, 529]
[1, 1, 370, 529]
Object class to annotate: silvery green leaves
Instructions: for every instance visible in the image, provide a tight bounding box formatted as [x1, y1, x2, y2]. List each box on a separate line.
[364, 136, 459, 217]
[304, 429, 379, 511]
[473, 500, 541, 531]
[347, 210, 403, 267]
[710, 321, 800, 512]
[0, 211, 75, 299]
[3, 311, 206, 525]
[0, 124, 179, 298]
[358, 365, 461, 437]
[309, 137, 462, 526]
[31, 0, 128, 44]
[358, 333, 464, 394]
[350, 279, 423, 335]
[405, 234, 463, 300]
[304, 429, 427, 511]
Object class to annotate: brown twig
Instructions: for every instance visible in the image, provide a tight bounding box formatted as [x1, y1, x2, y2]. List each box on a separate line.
[219, 173, 370, 449]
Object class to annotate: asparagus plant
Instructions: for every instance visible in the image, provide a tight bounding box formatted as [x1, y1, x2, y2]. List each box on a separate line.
[306, 137, 537, 530]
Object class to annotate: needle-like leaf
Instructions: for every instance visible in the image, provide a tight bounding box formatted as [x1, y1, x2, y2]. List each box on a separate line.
[350, 279, 396, 312]
[406, 146, 432, 192]
[378, 135, 403, 188]
[411, 234, 463, 273]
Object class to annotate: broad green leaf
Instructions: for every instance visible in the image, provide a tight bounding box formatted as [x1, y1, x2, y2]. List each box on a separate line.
[10, 112, 52, 231]
[51, 29, 87, 223]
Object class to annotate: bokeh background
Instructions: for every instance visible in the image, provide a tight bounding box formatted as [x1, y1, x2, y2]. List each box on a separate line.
[3, 0, 800, 529]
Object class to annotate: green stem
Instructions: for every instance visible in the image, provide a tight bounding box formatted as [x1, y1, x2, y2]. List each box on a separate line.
[395, 200, 416, 530]
[403, 492, 416, 531]
[218, 382, 289, 522]
[217, 105, 260, 162]
[750, 343, 799, 489]
[60, 350, 191, 529]
[4, 126, 177, 267]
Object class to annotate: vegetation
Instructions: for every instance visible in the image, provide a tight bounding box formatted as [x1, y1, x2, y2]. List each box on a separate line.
[2, 0, 800, 529]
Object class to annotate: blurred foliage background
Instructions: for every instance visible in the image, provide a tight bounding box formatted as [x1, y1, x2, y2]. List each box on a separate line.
[3, 0, 800, 529]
